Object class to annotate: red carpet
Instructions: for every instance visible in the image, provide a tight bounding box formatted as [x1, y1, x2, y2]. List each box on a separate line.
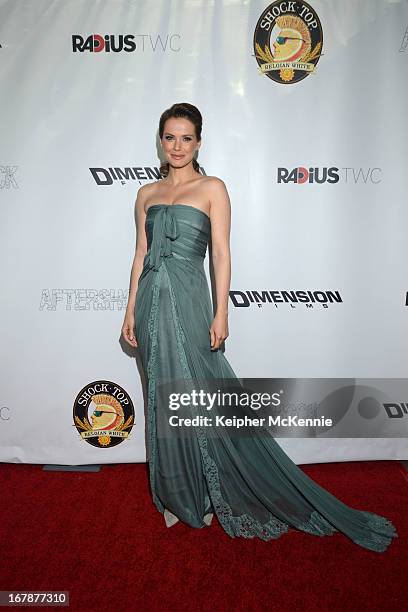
[0, 460, 406, 611]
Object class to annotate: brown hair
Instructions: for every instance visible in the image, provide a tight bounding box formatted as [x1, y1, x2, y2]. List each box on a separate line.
[159, 102, 202, 178]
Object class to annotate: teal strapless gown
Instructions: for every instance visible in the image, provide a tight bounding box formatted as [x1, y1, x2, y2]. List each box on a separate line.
[135, 204, 398, 553]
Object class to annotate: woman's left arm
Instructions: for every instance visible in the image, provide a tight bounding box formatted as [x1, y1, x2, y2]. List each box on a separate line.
[208, 178, 232, 351]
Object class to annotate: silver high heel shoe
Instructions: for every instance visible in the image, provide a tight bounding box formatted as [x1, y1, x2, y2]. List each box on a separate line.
[203, 513, 214, 526]
[163, 509, 214, 528]
[163, 508, 180, 528]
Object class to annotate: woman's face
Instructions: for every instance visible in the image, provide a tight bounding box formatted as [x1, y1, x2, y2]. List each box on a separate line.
[161, 117, 200, 169]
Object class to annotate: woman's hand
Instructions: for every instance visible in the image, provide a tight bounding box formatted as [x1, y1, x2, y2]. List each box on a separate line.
[209, 312, 229, 351]
[122, 311, 138, 348]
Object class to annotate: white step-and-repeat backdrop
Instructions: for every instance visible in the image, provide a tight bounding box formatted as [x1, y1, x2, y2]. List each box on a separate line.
[1, 0, 407, 465]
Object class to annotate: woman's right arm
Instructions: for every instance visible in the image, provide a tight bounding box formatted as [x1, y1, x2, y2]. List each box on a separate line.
[121, 187, 148, 348]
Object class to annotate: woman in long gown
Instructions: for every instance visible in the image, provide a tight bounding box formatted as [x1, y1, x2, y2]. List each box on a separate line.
[121, 102, 398, 552]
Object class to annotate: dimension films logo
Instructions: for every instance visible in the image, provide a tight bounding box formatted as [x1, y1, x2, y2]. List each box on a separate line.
[89, 165, 206, 185]
[72, 34, 180, 53]
[230, 290, 342, 309]
[385, 403, 408, 418]
[253, 1, 323, 84]
[73, 380, 134, 448]
[277, 167, 382, 184]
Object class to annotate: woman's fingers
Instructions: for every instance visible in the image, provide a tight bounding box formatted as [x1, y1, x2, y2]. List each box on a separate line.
[122, 324, 138, 348]
[210, 329, 224, 350]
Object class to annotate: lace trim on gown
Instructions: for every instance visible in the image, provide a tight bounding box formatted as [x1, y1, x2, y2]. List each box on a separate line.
[165, 264, 334, 541]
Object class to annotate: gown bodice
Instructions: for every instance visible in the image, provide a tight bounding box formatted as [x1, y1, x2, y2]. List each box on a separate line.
[144, 204, 210, 272]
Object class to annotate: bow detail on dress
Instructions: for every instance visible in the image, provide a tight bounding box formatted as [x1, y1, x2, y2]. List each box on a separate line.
[147, 206, 180, 271]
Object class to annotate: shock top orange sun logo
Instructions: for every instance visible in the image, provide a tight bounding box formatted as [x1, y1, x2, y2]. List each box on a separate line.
[73, 380, 135, 448]
[253, 1, 323, 84]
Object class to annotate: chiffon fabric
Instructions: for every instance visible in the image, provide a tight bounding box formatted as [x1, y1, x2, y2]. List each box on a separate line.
[134, 203, 398, 553]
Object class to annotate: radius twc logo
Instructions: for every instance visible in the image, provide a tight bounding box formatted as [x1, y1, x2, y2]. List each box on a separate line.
[72, 34, 180, 53]
[253, 1, 323, 84]
[73, 380, 135, 448]
[277, 166, 382, 184]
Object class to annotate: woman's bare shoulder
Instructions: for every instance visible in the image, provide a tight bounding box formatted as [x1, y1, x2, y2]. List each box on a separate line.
[137, 181, 160, 198]
[201, 175, 226, 186]
[136, 181, 161, 206]
[200, 175, 228, 198]
[202, 175, 229, 198]
[200, 176, 230, 220]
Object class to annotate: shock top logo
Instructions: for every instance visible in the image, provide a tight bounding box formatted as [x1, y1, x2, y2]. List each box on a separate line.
[73, 380, 134, 448]
[253, 1, 323, 84]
